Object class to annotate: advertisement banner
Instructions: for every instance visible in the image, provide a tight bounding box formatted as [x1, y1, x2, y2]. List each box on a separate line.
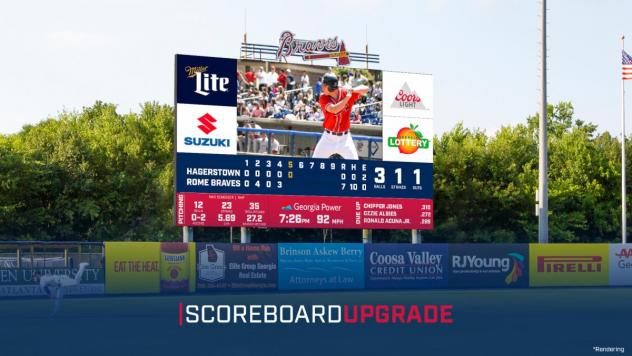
[382, 118, 433, 163]
[175, 54, 237, 107]
[176, 104, 238, 156]
[382, 71, 433, 119]
[160, 242, 196, 293]
[177, 193, 433, 230]
[175, 55, 238, 156]
[364, 244, 448, 289]
[278, 243, 364, 290]
[0, 266, 104, 297]
[529, 244, 609, 287]
[105, 242, 160, 294]
[609, 244, 632, 286]
[196, 243, 277, 290]
[448, 244, 529, 288]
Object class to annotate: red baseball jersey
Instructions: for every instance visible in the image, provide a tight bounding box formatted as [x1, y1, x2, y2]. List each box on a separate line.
[319, 88, 361, 133]
[244, 71, 256, 83]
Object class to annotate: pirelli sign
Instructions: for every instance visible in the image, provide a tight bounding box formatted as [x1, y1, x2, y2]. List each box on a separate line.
[529, 244, 609, 287]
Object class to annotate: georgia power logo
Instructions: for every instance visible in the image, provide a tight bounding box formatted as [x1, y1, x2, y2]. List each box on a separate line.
[185, 65, 230, 96]
[198, 244, 226, 283]
[391, 82, 427, 110]
[387, 124, 430, 154]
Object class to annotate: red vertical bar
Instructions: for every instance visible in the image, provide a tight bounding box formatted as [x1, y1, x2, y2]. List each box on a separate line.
[179, 302, 183, 327]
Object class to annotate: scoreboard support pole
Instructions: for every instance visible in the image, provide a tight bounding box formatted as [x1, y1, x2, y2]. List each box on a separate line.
[183, 226, 193, 243]
[241, 227, 251, 243]
[411, 229, 422, 244]
[362, 229, 372, 243]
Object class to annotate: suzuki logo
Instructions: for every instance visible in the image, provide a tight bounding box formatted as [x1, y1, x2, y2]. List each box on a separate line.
[197, 113, 217, 134]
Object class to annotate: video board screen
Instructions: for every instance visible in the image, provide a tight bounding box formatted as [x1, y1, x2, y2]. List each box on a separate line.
[175, 54, 433, 229]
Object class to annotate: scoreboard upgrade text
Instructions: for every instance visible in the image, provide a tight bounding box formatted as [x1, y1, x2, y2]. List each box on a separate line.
[174, 54, 434, 230]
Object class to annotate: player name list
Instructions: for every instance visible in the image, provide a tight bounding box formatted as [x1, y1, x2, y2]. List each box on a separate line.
[176, 193, 433, 229]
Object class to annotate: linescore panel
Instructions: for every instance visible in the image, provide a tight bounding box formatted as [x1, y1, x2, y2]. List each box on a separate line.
[176, 153, 433, 199]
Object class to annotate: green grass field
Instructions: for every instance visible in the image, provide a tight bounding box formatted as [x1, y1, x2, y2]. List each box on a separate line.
[2, 287, 630, 356]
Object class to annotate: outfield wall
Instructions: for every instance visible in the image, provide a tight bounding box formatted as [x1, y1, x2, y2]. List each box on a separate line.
[2, 243, 631, 296]
[101, 242, 632, 294]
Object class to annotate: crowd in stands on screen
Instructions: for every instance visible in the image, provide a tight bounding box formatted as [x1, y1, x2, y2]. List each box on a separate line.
[296, 147, 313, 158]
[236, 66, 383, 126]
[258, 133, 280, 154]
[237, 120, 280, 155]
[237, 120, 260, 153]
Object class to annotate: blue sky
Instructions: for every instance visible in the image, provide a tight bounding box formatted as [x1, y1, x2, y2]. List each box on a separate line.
[1, 0, 630, 135]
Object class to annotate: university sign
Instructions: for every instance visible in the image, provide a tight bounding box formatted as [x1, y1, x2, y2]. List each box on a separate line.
[0, 267, 104, 297]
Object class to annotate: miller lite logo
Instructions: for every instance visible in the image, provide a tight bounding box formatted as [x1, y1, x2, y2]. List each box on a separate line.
[537, 256, 602, 273]
[184, 65, 230, 97]
[391, 82, 426, 110]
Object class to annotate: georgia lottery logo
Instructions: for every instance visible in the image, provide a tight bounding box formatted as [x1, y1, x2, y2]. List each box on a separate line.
[391, 82, 427, 110]
[387, 124, 430, 154]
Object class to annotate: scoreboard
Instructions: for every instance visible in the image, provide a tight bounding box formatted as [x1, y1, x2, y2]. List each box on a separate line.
[174, 54, 435, 230]
[176, 153, 433, 229]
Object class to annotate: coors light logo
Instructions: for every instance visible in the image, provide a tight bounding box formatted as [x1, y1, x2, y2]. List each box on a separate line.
[391, 82, 426, 110]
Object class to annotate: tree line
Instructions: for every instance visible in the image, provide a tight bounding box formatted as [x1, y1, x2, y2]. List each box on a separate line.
[0, 101, 626, 243]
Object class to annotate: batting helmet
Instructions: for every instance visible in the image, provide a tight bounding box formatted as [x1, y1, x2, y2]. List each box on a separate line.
[322, 73, 339, 92]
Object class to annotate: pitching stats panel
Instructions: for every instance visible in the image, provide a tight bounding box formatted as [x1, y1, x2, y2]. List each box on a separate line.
[176, 153, 433, 229]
